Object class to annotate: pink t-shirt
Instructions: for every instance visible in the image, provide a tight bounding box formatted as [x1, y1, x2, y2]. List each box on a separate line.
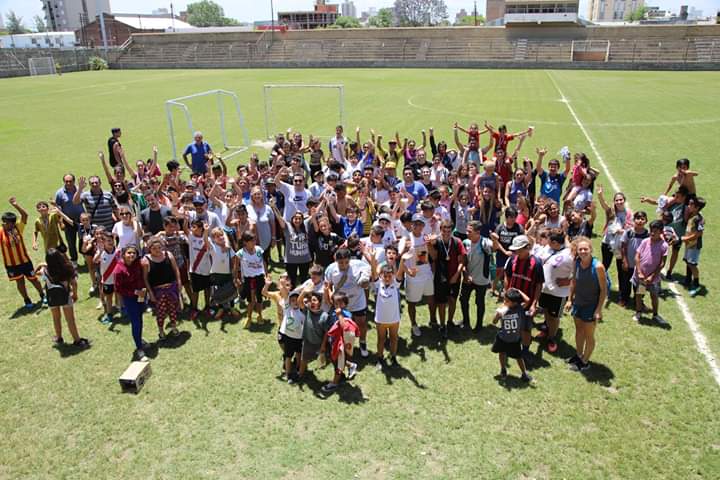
[634, 237, 668, 285]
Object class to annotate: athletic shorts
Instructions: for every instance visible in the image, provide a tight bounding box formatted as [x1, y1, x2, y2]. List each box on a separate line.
[102, 283, 114, 295]
[351, 308, 367, 319]
[684, 247, 700, 266]
[571, 304, 597, 322]
[6, 262, 36, 281]
[241, 275, 264, 302]
[539, 293, 565, 318]
[301, 340, 322, 362]
[632, 278, 660, 296]
[434, 281, 460, 304]
[406, 278, 434, 303]
[190, 272, 211, 293]
[280, 334, 302, 359]
[492, 335, 522, 358]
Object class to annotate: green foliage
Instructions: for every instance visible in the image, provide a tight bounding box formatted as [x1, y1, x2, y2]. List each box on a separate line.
[368, 8, 395, 27]
[88, 56, 108, 70]
[393, 0, 448, 26]
[455, 14, 485, 25]
[186, 0, 239, 27]
[5, 10, 27, 34]
[33, 14, 47, 33]
[625, 5, 649, 22]
[334, 15, 361, 28]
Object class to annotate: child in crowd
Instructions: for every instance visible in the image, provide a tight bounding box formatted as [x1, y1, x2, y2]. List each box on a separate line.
[188, 220, 212, 320]
[278, 289, 305, 384]
[492, 288, 532, 382]
[36, 248, 89, 348]
[664, 158, 697, 196]
[235, 231, 266, 327]
[619, 211, 648, 308]
[320, 293, 359, 394]
[95, 232, 119, 324]
[297, 288, 332, 382]
[682, 196, 705, 296]
[206, 226, 237, 320]
[632, 220, 668, 327]
[1, 198, 45, 309]
[33, 201, 70, 253]
[78, 213, 99, 294]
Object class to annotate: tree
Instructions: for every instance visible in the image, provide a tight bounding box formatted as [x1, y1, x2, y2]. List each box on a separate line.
[334, 16, 361, 28]
[393, 0, 448, 27]
[625, 5, 648, 22]
[33, 15, 47, 32]
[368, 8, 395, 27]
[455, 14, 485, 26]
[5, 10, 27, 34]
[186, 0, 239, 27]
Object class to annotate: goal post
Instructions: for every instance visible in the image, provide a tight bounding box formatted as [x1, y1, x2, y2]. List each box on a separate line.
[165, 89, 250, 161]
[571, 40, 611, 62]
[263, 84, 344, 140]
[28, 57, 56, 76]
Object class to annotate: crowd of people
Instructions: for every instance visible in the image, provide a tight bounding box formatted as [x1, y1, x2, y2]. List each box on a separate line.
[0, 124, 705, 392]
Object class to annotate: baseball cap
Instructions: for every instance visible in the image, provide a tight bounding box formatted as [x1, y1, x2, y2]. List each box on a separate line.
[384, 161, 397, 169]
[508, 235, 530, 251]
[191, 195, 207, 205]
[264, 178, 275, 185]
[412, 213, 425, 224]
[378, 213, 392, 223]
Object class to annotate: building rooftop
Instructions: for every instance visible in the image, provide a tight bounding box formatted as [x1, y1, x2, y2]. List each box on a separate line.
[111, 14, 194, 30]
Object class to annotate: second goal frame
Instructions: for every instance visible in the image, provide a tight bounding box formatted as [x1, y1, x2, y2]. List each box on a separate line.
[263, 84, 344, 140]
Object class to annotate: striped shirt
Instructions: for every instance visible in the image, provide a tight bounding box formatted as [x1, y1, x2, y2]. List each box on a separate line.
[80, 190, 115, 230]
[0, 222, 31, 267]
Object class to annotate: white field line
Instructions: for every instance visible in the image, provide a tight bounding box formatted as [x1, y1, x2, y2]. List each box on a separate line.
[545, 70, 720, 389]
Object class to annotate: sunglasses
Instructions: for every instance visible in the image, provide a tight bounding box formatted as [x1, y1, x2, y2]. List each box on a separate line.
[120, 212, 131, 217]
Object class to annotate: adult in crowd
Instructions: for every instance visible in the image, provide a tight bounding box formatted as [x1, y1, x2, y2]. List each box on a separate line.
[73, 175, 115, 231]
[54, 173, 85, 266]
[107, 127, 124, 168]
[183, 131, 213, 175]
[139, 192, 172, 235]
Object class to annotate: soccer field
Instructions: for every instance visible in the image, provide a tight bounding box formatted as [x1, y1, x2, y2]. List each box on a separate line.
[0, 68, 719, 479]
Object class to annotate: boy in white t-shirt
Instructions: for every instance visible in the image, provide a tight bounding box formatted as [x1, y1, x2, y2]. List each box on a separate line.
[368, 255, 402, 369]
[94, 232, 118, 325]
[235, 231, 266, 328]
[188, 220, 212, 320]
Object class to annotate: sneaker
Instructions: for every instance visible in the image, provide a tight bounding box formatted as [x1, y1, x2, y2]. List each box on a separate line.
[390, 355, 399, 367]
[23, 299, 34, 309]
[412, 325, 421, 337]
[96, 301, 104, 310]
[547, 339, 558, 353]
[287, 373, 299, 385]
[321, 383, 338, 393]
[579, 361, 590, 372]
[569, 360, 587, 372]
[632, 312, 641, 323]
[359, 343, 369, 358]
[52, 336, 64, 345]
[100, 314, 112, 325]
[653, 314, 669, 327]
[135, 349, 149, 362]
[500, 367, 507, 379]
[169, 327, 179, 336]
[376, 358, 386, 371]
[689, 286, 703, 297]
[73, 338, 90, 348]
[566, 354, 581, 365]
[521, 373, 533, 382]
[41, 296, 48, 307]
[429, 319, 439, 330]
[347, 362, 358, 380]
[88, 286, 96, 296]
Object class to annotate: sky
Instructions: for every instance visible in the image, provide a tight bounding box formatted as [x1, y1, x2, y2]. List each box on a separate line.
[1, 0, 717, 27]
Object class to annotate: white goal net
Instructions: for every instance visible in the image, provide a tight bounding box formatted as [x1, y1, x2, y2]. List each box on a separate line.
[165, 89, 250, 161]
[263, 84, 344, 140]
[28, 57, 56, 76]
[571, 40, 611, 62]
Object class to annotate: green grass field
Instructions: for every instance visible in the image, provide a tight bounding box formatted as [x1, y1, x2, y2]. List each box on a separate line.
[1, 69, 719, 479]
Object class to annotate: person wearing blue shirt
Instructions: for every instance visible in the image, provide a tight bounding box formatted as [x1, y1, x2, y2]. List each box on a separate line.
[54, 173, 86, 265]
[535, 147, 570, 204]
[183, 131, 212, 175]
[399, 166, 428, 214]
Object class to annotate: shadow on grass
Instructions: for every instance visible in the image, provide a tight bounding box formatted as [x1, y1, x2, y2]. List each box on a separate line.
[637, 315, 672, 330]
[55, 341, 92, 358]
[381, 358, 426, 389]
[494, 373, 533, 390]
[9, 304, 42, 319]
[157, 330, 191, 349]
[581, 361, 614, 387]
[297, 370, 368, 404]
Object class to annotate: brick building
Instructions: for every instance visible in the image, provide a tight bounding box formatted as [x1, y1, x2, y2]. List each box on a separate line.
[76, 13, 193, 47]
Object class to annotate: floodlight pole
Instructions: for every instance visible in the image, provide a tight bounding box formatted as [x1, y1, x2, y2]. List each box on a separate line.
[270, 0, 275, 43]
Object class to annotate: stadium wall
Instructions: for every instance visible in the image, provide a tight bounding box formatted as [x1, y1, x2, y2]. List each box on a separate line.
[0, 48, 119, 78]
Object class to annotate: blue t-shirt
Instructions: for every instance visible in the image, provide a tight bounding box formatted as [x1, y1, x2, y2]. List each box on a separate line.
[183, 141, 212, 174]
[540, 171, 566, 204]
[340, 217, 363, 239]
[401, 181, 428, 214]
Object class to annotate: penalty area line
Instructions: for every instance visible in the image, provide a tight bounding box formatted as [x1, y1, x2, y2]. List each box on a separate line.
[545, 70, 720, 389]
